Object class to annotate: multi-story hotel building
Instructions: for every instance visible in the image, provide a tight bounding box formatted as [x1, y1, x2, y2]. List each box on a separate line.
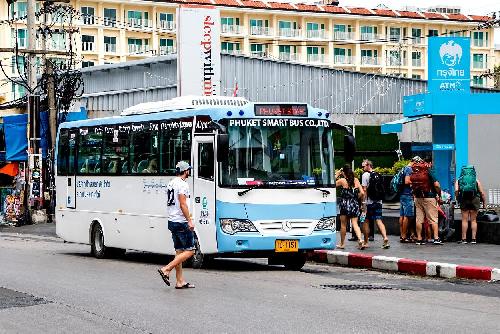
[0, 0, 496, 102]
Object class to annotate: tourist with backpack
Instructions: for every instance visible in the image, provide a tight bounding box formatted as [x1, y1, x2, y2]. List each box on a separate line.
[361, 160, 390, 249]
[410, 158, 443, 245]
[335, 164, 365, 249]
[454, 165, 486, 244]
[394, 157, 421, 243]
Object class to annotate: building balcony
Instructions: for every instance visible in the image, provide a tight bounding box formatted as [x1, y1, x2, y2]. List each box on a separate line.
[103, 17, 117, 27]
[128, 44, 150, 55]
[472, 61, 488, 69]
[104, 43, 116, 53]
[307, 54, 325, 64]
[250, 51, 268, 58]
[250, 26, 273, 36]
[386, 57, 407, 67]
[279, 52, 298, 61]
[13, 38, 27, 48]
[12, 11, 27, 20]
[159, 45, 176, 55]
[127, 18, 153, 30]
[334, 55, 354, 65]
[221, 24, 242, 35]
[306, 29, 326, 39]
[360, 56, 380, 66]
[80, 15, 96, 25]
[278, 28, 301, 38]
[333, 31, 355, 41]
[82, 41, 95, 52]
[389, 34, 402, 43]
[158, 20, 175, 31]
[412, 58, 422, 67]
[410, 37, 424, 45]
[472, 39, 488, 48]
[221, 49, 242, 55]
[360, 33, 382, 41]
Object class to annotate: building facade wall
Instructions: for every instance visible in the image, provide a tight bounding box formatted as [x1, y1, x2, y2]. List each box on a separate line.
[0, 0, 495, 102]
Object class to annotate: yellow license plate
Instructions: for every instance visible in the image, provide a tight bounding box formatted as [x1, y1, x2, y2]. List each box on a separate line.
[275, 240, 299, 252]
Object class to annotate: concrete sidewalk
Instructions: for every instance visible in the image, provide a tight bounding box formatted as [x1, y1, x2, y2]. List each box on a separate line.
[311, 233, 500, 281]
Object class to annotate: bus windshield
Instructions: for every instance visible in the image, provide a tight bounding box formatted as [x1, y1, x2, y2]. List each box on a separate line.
[220, 124, 334, 187]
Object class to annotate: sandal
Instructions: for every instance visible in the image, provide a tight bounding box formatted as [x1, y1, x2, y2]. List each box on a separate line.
[175, 283, 195, 289]
[336, 244, 345, 249]
[157, 269, 170, 286]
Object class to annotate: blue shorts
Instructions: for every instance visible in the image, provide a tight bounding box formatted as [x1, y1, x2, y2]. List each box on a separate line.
[400, 194, 415, 217]
[168, 221, 195, 251]
[367, 202, 383, 221]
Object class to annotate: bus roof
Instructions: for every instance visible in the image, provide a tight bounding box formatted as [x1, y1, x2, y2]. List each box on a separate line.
[60, 96, 330, 129]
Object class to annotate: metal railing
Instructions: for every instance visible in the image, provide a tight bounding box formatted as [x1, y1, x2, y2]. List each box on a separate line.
[158, 20, 175, 31]
[412, 58, 422, 67]
[128, 44, 150, 54]
[361, 56, 380, 65]
[250, 26, 272, 36]
[221, 49, 242, 55]
[307, 54, 325, 63]
[334, 55, 353, 65]
[389, 34, 402, 43]
[82, 41, 94, 52]
[250, 51, 268, 58]
[279, 52, 298, 61]
[306, 29, 326, 39]
[472, 39, 487, 47]
[279, 28, 301, 38]
[360, 32, 380, 41]
[105, 43, 116, 53]
[472, 61, 488, 69]
[386, 57, 407, 66]
[103, 17, 117, 27]
[159, 45, 176, 55]
[81, 14, 95, 25]
[333, 31, 355, 40]
[127, 18, 153, 29]
[410, 37, 423, 45]
[221, 24, 242, 34]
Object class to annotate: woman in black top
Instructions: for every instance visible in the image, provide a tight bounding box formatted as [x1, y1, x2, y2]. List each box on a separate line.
[336, 164, 364, 249]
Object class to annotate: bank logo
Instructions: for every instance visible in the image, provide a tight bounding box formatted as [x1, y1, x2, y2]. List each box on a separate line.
[439, 41, 462, 67]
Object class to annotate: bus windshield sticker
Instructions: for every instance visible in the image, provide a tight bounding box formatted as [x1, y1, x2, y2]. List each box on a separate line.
[228, 119, 329, 128]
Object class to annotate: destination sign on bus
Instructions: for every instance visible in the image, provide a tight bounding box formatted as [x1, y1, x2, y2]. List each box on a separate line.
[254, 104, 308, 117]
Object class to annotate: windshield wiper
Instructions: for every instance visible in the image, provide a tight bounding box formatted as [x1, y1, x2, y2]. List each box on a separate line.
[314, 188, 331, 196]
[237, 184, 263, 196]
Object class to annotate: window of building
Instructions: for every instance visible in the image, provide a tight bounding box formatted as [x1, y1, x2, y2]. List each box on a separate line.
[412, 74, 422, 79]
[10, 1, 27, 19]
[361, 49, 378, 58]
[250, 19, 269, 27]
[82, 35, 94, 51]
[279, 45, 296, 54]
[11, 55, 26, 75]
[198, 142, 214, 181]
[78, 127, 103, 174]
[428, 29, 439, 37]
[472, 76, 484, 86]
[389, 27, 401, 41]
[473, 54, 487, 69]
[221, 17, 240, 26]
[103, 8, 116, 27]
[334, 48, 351, 56]
[104, 36, 116, 52]
[12, 28, 27, 48]
[306, 22, 324, 31]
[128, 11, 148, 26]
[160, 38, 174, 47]
[11, 82, 26, 99]
[81, 7, 94, 25]
[82, 61, 95, 68]
[160, 127, 192, 176]
[278, 21, 298, 29]
[129, 123, 159, 174]
[472, 31, 488, 47]
[159, 13, 174, 22]
[251, 44, 265, 52]
[221, 42, 240, 53]
[307, 46, 324, 55]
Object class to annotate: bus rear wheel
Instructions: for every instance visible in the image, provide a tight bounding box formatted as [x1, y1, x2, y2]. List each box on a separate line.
[283, 253, 306, 271]
[91, 224, 108, 259]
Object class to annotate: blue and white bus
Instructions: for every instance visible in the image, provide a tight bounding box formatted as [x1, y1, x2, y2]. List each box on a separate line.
[56, 96, 352, 269]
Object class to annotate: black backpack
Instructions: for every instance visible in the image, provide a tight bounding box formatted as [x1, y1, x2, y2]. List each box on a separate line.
[367, 171, 385, 201]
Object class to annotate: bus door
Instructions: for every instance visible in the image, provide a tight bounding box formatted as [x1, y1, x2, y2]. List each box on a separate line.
[192, 135, 217, 253]
[66, 130, 77, 209]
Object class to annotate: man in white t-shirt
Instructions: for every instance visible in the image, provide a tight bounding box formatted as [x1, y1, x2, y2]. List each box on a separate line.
[158, 161, 195, 289]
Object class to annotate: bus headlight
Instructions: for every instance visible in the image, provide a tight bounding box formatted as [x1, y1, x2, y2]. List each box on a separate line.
[315, 217, 336, 231]
[220, 219, 257, 235]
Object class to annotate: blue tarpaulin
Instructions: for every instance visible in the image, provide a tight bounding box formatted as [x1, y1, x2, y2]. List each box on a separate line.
[2, 107, 87, 162]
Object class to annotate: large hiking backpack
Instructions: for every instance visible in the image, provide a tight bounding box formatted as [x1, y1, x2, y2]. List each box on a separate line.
[390, 168, 405, 194]
[410, 163, 431, 195]
[367, 171, 385, 201]
[458, 165, 477, 200]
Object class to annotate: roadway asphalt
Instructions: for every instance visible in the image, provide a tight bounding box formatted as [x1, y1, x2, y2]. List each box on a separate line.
[1, 224, 500, 333]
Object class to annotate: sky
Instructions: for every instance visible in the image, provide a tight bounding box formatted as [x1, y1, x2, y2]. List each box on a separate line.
[339, 0, 500, 44]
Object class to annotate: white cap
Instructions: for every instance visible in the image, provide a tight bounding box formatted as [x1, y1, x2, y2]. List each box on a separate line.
[176, 161, 192, 173]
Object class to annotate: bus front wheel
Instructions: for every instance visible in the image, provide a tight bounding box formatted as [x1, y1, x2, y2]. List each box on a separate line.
[91, 223, 108, 259]
[283, 253, 306, 271]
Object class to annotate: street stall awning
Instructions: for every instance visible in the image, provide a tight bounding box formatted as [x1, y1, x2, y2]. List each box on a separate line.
[0, 162, 19, 177]
[381, 116, 430, 134]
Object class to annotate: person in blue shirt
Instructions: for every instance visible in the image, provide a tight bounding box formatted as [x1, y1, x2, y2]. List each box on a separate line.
[399, 157, 420, 242]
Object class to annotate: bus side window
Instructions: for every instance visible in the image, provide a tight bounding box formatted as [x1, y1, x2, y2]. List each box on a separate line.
[198, 142, 214, 181]
[57, 129, 69, 175]
[160, 127, 192, 176]
[78, 127, 103, 175]
[130, 123, 159, 174]
[103, 126, 129, 175]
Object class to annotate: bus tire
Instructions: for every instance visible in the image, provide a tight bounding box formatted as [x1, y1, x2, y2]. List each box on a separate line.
[283, 253, 306, 271]
[91, 223, 108, 259]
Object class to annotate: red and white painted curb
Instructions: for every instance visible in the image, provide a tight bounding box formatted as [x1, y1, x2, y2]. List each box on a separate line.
[311, 250, 500, 281]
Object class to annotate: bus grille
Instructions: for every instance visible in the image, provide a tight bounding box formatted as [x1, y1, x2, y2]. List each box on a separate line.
[255, 220, 315, 236]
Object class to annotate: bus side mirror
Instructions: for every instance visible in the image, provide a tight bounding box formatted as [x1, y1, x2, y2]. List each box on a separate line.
[344, 134, 356, 163]
[217, 134, 229, 162]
